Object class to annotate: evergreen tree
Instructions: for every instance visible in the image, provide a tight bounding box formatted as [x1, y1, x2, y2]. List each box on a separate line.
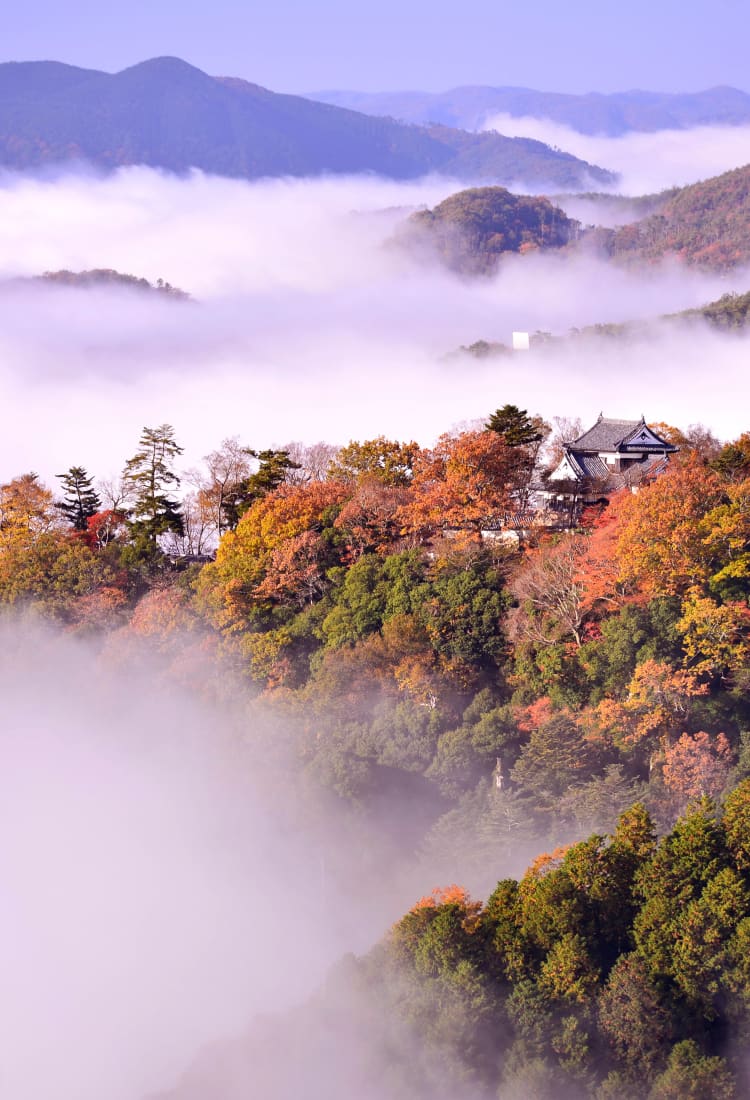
[55, 466, 101, 531]
[122, 424, 184, 550]
[486, 404, 544, 447]
[223, 448, 301, 528]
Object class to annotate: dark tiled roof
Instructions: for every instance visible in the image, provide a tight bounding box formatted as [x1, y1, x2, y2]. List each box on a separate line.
[568, 452, 610, 480]
[571, 416, 645, 451]
[554, 450, 673, 492]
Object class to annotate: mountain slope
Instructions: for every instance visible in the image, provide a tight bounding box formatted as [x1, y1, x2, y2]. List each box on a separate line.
[0, 57, 612, 186]
[607, 164, 750, 269]
[309, 85, 750, 135]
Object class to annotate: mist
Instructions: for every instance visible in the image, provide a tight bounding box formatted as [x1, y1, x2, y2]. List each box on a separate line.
[0, 167, 747, 485]
[0, 613, 563, 1100]
[483, 114, 750, 195]
[2, 160, 745, 1098]
[0, 619, 457, 1100]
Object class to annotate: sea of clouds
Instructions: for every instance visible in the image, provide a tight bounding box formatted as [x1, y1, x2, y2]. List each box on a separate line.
[0, 161, 747, 488]
[2, 127, 750, 1098]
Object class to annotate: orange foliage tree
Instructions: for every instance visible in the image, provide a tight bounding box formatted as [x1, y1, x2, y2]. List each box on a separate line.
[590, 659, 708, 751]
[662, 731, 734, 806]
[615, 459, 726, 597]
[198, 479, 351, 629]
[397, 429, 517, 541]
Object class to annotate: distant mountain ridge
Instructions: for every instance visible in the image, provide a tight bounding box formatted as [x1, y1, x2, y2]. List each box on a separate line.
[308, 85, 750, 135]
[0, 57, 612, 186]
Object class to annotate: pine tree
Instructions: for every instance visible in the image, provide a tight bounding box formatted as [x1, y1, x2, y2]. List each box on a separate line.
[55, 466, 101, 531]
[122, 424, 184, 550]
[485, 404, 544, 447]
[223, 448, 301, 528]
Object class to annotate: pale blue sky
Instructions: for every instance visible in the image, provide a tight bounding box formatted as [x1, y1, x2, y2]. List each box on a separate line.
[4, 0, 748, 94]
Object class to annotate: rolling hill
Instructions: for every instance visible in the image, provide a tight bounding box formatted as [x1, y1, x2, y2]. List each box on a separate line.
[309, 85, 750, 135]
[397, 186, 578, 274]
[410, 165, 750, 277]
[0, 57, 612, 186]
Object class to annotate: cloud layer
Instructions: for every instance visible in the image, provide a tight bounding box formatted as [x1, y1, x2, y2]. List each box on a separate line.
[0, 167, 746, 487]
[483, 115, 750, 195]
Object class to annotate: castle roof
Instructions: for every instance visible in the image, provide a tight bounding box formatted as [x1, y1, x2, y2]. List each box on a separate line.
[570, 415, 676, 454]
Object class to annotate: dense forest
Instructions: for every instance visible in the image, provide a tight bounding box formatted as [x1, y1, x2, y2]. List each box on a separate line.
[29, 268, 189, 297]
[4, 412, 750, 841]
[396, 167, 750, 277]
[605, 164, 750, 271]
[455, 288, 750, 357]
[4, 410, 750, 1094]
[162, 792, 750, 1099]
[399, 187, 578, 275]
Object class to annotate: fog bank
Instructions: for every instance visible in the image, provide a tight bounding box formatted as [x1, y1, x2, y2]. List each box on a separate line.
[483, 115, 750, 194]
[0, 623, 424, 1100]
[0, 168, 745, 483]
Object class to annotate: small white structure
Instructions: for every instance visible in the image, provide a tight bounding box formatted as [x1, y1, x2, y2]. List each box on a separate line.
[512, 331, 530, 351]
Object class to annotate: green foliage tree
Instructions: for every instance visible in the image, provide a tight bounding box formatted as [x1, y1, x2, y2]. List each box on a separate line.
[328, 437, 419, 486]
[648, 1040, 735, 1099]
[224, 448, 302, 528]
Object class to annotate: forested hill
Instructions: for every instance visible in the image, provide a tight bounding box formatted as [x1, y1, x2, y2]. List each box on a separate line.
[398, 186, 578, 274]
[158, 794, 750, 1100]
[457, 289, 750, 357]
[23, 269, 189, 297]
[308, 84, 750, 134]
[410, 166, 750, 275]
[606, 164, 750, 270]
[0, 57, 612, 186]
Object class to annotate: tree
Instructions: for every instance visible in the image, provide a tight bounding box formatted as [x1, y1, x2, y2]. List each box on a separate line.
[511, 712, 602, 810]
[712, 432, 750, 482]
[162, 492, 215, 558]
[615, 459, 726, 597]
[648, 1040, 735, 1099]
[121, 424, 184, 550]
[55, 466, 101, 531]
[240, 448, 301, 505]
[486, 404, 545, 448]
[333, 477, 411, 558]
[0, 473, 59, 543]
[598, 953, 675, 1077]
[485, 406, 548, 508]
[397, 430, 517, 540]
[328, 437, 420, 486]
[510, 535, 589, 647]
[544, 416, 583, 470]
[198, 479, 350, 631]
[282, 440, 340, 484]
[677, 594, 750, 680]
[194, 437, 254, 536]
[662, 732, 734, 808]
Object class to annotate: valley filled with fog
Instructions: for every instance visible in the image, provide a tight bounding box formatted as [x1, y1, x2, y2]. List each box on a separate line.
[0, 145, 748, 485]
[2, 111, 750, 1100]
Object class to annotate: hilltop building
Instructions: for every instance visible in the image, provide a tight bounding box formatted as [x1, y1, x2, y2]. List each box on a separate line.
[543, 415, 678, 516]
